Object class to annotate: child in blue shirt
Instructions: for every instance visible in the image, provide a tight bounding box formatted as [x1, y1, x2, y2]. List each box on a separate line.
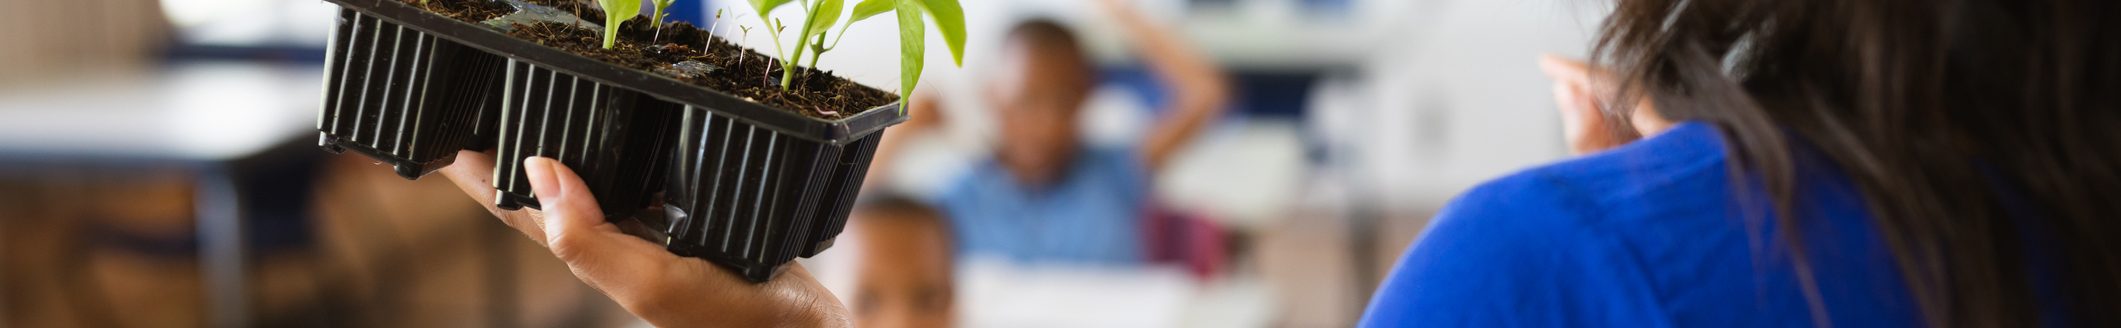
[870, 0, 1229, 266]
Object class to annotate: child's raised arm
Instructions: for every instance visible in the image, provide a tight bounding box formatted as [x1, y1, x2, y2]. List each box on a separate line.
[1100, 0, 1232, 173]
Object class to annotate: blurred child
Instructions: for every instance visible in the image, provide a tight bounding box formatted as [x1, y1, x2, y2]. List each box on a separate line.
[872, 0, 1230, 266]
[845, 195, 957, 328]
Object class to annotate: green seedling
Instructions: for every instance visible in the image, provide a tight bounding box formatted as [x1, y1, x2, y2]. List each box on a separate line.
[805, 0, 891, 68]
[651, 0, 677, 28]
[598, 0, 641, 49]
[753, 0, 967, 111]
[738, 21, 756, 48]
[737, 22, 756, 68]
[707, 9, 728, 51]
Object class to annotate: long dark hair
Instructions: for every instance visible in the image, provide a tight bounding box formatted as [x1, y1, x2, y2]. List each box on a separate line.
[1592, 0, 2120, 326]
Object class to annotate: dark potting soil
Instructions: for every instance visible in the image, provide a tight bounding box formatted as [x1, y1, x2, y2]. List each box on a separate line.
[414, 0, 513, 22]
[409, 0, 895, 119]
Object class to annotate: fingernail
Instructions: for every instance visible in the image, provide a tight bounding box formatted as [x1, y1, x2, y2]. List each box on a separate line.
[523, 157, 561, 201]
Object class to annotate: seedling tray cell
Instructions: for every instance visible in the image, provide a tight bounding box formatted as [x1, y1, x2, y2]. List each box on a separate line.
[490, 59, 678, 219]
[661, 108, 887, 281]
[314, 0, 906, 282]
[317, 8, 505, 179]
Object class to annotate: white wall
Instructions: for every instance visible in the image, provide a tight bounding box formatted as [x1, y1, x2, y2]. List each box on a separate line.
[1309, 0, 1610, 212]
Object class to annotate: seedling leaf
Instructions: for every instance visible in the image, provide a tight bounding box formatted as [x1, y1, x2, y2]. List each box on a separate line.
[806, 0, 845, 39]
[896, 0, 924, 112]
[850, 0, 893, 23]
[750, 0, 793, 21]
[916, 0, 966, 66]
[651, 0, 675, 27]
[599, 0, 642, 49]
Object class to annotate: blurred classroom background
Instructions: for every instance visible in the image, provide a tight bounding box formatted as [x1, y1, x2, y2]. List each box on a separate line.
[0, 0, 1604, 326]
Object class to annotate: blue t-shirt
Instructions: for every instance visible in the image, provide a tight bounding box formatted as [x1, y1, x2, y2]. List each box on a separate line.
[1362, 122, 1923, 327]
[935, 146, 1149, 265]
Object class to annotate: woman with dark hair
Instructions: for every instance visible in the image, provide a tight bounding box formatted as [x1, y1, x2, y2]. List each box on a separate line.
[1363, 0, 2120, 326]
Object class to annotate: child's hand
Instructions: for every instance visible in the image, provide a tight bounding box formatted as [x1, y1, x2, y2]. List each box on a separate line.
[438, 150, 849, 328]
[1539, 55, 1671, 155]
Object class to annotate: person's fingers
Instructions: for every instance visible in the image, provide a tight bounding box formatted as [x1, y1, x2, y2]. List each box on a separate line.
[1541, 54, 1609, 116]
[1539, 54, 1594, 86]
[520, 157, 698, 306]
[1554, 80, 1604, 155]
[1628, 97, 1674, 137]
[1540, 54, 1678, 138]
[439, 150, 548, 246]
[1545, 55, 1619, 155]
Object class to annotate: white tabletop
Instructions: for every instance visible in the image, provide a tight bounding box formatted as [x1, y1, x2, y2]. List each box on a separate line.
[0, 62, 322, 162]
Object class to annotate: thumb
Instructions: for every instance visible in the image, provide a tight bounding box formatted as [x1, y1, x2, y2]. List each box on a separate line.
[523, 156, 608, 248]
[522, 157, 677, 296]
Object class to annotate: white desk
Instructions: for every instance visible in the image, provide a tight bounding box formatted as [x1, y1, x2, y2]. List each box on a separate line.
[952, 260, 1277, 328]
[0, 62, 323, 328]
[0, 63, 319, 161]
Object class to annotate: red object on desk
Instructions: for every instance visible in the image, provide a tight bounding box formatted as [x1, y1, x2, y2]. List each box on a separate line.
[1144, 207, 1227, 280]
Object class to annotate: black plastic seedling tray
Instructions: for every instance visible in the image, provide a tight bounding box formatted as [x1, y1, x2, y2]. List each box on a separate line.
[313, 0, 905, 282]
